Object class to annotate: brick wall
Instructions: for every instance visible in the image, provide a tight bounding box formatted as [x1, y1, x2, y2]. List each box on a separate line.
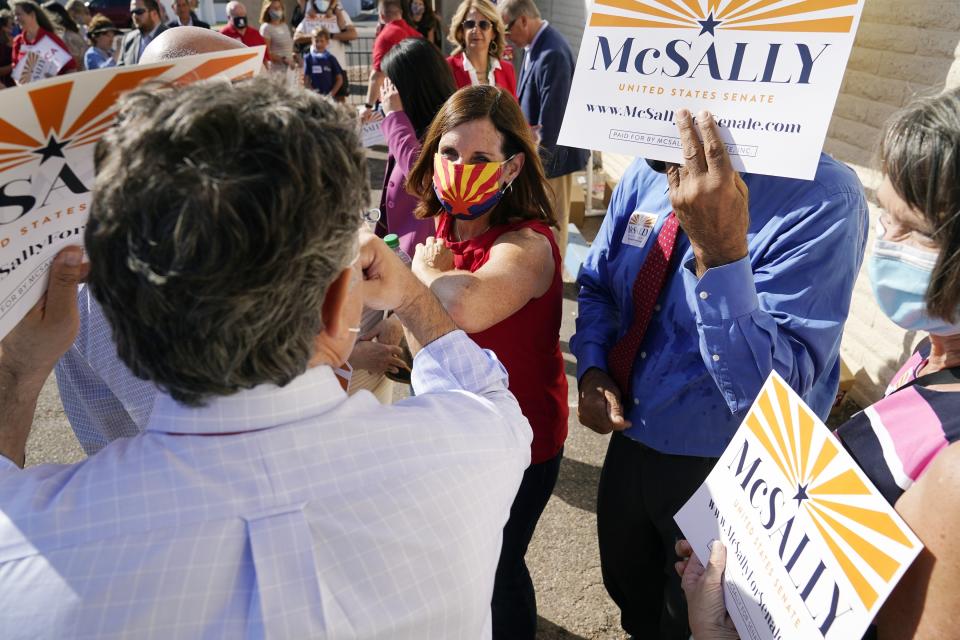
[534, 0, 588, 58]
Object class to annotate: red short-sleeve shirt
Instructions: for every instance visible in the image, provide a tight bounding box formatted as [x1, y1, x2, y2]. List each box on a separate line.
[371, 19, 421, 72]
[220, 23, 270, 64]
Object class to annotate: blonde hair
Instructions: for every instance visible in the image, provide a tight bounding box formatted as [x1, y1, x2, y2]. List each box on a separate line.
[259, 0, 283, 24]
[447, 0, 506, 59]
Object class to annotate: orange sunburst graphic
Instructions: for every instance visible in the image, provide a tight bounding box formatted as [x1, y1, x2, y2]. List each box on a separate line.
[0, 51, 261, 175]
[432, 154, 503, 218]
[589, 0, 859, 34]
[745, 375, 917, 611]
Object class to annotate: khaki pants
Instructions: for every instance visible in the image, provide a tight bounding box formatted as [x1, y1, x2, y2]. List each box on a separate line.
[547, 173, 572, 260]
[348, 367, 395, 404]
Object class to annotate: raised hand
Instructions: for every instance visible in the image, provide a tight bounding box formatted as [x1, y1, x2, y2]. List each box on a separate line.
[667, 109, 750, 278]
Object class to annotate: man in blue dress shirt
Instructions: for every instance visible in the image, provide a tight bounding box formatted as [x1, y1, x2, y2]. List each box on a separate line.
[571, 110, 868, 639]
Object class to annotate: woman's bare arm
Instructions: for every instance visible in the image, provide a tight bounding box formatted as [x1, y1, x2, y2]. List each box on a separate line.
[413, 227, 554, 334]
[877, 441, 960, 639]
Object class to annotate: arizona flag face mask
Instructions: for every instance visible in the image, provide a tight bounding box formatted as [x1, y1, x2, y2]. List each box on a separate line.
[432, 153, 510, 220]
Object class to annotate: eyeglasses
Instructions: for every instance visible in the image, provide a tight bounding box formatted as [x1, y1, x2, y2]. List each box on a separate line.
[462, 19, 491, 31]
[505, 17, 518, 33]
[130, 8, 146, 15]
[361, 207, 381, 231]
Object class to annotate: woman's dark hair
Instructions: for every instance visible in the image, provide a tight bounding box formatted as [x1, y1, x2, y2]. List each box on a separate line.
[43, 0, 78, 33]
[0, 9, 12, 43]
[412, 0, 441, 48]
[12, 0, 56, 34]
[880, 87, 960, 322]
[382, 37, 456, 138]
[407, 84, 556, 228]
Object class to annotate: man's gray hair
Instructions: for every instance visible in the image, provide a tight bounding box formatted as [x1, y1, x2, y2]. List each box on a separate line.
[87, 76, 366, 406]
[498, 0, 539, 20]
[225, 0, 242, 15]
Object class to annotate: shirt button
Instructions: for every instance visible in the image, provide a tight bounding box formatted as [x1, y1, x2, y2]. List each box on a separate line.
[634, 398, 640, 405]
[654, 304, 661, 312]
[640, 351, 647, 359]
[712, 354, 720, 362]
[699, 291, 709, 300]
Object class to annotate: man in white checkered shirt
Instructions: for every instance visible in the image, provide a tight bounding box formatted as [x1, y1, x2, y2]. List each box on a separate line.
[0, 75, 532, 639]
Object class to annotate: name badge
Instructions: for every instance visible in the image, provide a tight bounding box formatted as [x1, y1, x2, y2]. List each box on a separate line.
[622, 211, 659, 249]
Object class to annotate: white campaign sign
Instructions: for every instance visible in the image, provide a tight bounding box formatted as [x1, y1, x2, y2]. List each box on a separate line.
[0, 47, 264, 342]
[12, 34, 73, 85]
[361, 112, 387, 148]
[558, 0, 866, 179]
[675, 372, 922, 640]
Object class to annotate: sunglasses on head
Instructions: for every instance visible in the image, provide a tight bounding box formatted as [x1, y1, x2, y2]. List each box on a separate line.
[462, 19, 490, 31]
[130, 8, 146, 15]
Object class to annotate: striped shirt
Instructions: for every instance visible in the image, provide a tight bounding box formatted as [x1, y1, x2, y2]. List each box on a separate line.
[837, 339, 960, 505]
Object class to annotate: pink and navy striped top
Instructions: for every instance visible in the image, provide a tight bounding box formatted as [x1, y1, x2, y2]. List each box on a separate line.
[837, 339, 960, 506]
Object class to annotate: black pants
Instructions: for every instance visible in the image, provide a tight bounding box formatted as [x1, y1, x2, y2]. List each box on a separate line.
[597, 432, 718, 639]
[491, 449, 563, 639]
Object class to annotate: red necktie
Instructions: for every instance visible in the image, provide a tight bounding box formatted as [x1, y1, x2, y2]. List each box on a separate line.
[607, 212, 681, 396]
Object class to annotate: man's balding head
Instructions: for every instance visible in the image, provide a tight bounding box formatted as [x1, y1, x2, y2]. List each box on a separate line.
[141, 26, 246, 63]
[226, 0, 246, 17]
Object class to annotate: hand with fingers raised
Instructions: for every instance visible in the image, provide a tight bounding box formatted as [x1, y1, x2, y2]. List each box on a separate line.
[666, 109, 750, 278]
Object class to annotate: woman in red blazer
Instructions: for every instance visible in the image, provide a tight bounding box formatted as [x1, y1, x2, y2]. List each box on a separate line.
[445, 0, 515, 98]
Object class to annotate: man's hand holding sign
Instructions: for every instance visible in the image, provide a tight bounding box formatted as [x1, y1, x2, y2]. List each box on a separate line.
[667, 109, 749, 279]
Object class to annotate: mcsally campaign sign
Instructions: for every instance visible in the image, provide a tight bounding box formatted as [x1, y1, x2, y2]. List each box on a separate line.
[559, 0, 866, 179]
[0, 48, 264, 342]
[675, 373, 922, 640]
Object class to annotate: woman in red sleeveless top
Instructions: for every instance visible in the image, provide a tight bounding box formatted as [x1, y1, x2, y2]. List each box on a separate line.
[406, 84, 566, 639]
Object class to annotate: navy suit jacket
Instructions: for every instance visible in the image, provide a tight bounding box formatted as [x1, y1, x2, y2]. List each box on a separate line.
[517, 24, 589, 179]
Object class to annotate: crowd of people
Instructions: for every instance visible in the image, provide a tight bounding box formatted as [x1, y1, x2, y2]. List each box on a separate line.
[0, 3, 959, 640]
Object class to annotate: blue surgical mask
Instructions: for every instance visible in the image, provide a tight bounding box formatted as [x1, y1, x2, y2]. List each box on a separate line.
[868, 220, 960, 335]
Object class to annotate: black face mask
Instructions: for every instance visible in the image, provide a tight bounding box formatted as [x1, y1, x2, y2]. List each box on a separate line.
[644, 158, 668, 174]
[232, 15, 247, 28]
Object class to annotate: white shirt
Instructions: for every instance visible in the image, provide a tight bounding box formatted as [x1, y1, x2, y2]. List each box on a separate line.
[55, 285, 157, 454]
[294, 10, 353, 65]
[461, 52, 501, 87]
[1, 330, 532, 639]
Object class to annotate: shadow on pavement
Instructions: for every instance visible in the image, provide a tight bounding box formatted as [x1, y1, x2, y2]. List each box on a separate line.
[537, 616, 591, 639]
[553, 456, 601, 514]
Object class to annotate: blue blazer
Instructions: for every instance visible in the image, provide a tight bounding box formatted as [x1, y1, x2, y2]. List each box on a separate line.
[517, 24, 589, 179]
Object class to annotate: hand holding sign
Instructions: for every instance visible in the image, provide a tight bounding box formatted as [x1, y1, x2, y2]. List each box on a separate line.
[667, 109, 749, 279]
[0, 247, 88, 384]
[675, 539, 739, 640]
